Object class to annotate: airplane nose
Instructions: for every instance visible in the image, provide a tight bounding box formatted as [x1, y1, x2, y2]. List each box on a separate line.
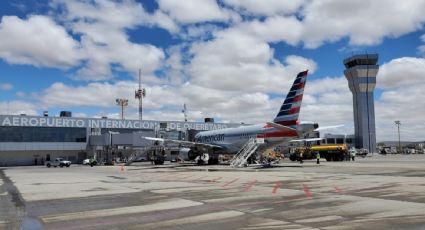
[314, 123, 319, 129]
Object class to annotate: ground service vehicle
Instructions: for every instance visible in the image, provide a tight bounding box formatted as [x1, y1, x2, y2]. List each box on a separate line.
[290, 144, 348, 162]
[46, 158, 71, 168]
[146, 147, 166, 165]
[83, 158, 97, 166]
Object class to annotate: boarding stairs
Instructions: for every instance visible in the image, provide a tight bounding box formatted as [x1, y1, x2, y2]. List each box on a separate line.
[125, 147, 150, 166]
[230, 138, 263, 167]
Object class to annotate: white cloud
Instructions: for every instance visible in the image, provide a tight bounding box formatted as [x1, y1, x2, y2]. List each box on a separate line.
[38, 81, 181, 111]
[182, 84, 268, 112]
[52, 0, 177, 32]
[73, 35, 165, 81]
[51, 0, 167, 81]
[0, 15, 81, 68]
[149, 10, 179, 33]
[223, 0, 306, 16]
[0, 83, 13, 91]
[188, 31, 317, 94]
[163, 45, 187, 85]
[15, 91, 26, 97]
[209, 16, 304, 47]
[72, 112, 88, 118]
[377, 57, 425, 89]
[219, 0, 425, 48]
[301, 76, 353, 131]
[373, 57, 425, 141]
[181, 24, 220, 41]
[0, 100, 38, 115]
[418, 45, 425, 55]
[301, 0, 425, 48]
[418, 34, 425, 56]
[158, 0, 233, 24]
[36, 78, 289, 125]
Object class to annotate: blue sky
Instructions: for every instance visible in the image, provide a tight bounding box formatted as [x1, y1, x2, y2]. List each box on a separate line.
[1, 0, 425, 141]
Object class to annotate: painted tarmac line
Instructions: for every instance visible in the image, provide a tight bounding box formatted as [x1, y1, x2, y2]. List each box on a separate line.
[222, 178, 239, 188]
[150, 174, 169, 179]
[250, 208, 273, 213]
[140, 175, 154, 180]
[204, 194, 278, 204]
[176, 173, 189, 178]
[209, 176, 223, 183]
[41, 198, 203, 223]
[272, 181, 282, 194]
[295, 215, 344, 223]
[334, 186, 342, 193]
[193, 176, 208, 181]
[167, 174, 184, 180]
[181, 175, 193, 180]
[227, 195, 305, 208]
[152, 186, 215, 194]
[303, 184, 312, 198]
[165, 175, 185, 181]
[243, 180, 257, 192]
[126, 210, 245, 229]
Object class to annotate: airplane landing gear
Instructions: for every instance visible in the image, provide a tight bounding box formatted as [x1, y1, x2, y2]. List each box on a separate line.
[195, 153, 209, 165]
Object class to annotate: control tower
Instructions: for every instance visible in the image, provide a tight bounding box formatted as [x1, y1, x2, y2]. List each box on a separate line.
[343, 54, 379, 153]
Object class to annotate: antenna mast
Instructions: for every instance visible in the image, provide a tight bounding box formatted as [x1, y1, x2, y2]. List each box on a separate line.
[135, 68, 146, 121]
[182, 103, 188, 122]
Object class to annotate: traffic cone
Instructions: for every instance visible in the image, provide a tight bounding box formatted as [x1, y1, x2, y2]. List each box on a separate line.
[120, 164, 125, 172]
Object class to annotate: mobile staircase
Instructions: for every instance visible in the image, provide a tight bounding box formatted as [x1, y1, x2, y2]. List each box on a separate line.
[125, 147, 150, 166]
[230, 138, 263, 167]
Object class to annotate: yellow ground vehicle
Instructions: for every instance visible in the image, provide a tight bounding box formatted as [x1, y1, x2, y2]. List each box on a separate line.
[290, 144, 348, 162]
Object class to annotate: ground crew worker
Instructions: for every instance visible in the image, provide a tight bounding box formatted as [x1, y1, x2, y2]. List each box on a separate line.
[346, 149, 351, 161]
[316, 152, 320, 164]
[350, 147, 357, 161]
[299, 151, 303, 164]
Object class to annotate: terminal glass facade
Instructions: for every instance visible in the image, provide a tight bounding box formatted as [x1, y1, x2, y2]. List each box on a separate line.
[100, 128, 148, 134]
[0, 126, 86, 142]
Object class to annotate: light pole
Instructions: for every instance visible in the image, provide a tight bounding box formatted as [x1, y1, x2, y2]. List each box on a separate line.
[116, 98, 129, 120]
[135, 69, 146, 121]
[394, 121, 401, 154]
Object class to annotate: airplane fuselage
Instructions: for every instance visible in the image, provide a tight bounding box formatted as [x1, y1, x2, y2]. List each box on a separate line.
[194, 123, 300, 154]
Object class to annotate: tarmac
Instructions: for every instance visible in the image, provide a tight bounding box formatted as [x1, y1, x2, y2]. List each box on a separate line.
[1, 154, 425, 229]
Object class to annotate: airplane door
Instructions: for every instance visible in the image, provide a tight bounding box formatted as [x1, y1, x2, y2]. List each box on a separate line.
[256, 133, 265, 144]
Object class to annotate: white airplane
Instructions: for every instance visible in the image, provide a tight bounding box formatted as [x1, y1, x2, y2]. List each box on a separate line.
[146, 70, 331, 164]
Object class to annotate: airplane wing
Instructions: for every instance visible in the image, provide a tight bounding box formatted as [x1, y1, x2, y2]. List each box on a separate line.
[143, 137, 223, 149]
[315, 125, 344, 131]
[266, 122, 296, 131]
[290, 137, 323, 142]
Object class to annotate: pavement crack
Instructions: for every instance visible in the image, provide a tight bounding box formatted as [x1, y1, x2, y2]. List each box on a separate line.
[0, 169, 43, 229]
[0, 169, 25, 209]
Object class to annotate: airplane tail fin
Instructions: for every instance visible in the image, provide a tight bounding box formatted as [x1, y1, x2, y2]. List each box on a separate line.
[273, 70, 308, 126]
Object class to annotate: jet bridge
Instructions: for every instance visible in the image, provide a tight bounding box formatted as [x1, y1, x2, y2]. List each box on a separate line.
[88, 131, 156, 164]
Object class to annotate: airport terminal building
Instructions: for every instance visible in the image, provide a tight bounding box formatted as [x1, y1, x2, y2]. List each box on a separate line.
[0, 114, 240, 166]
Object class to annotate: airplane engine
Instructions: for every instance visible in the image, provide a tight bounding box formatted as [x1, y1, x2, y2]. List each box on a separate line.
[179, 148, 198, 161]
[297, 123, 319, 134]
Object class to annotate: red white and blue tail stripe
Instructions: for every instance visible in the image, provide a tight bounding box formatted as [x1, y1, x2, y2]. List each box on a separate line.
[273, 70, 308, 126]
